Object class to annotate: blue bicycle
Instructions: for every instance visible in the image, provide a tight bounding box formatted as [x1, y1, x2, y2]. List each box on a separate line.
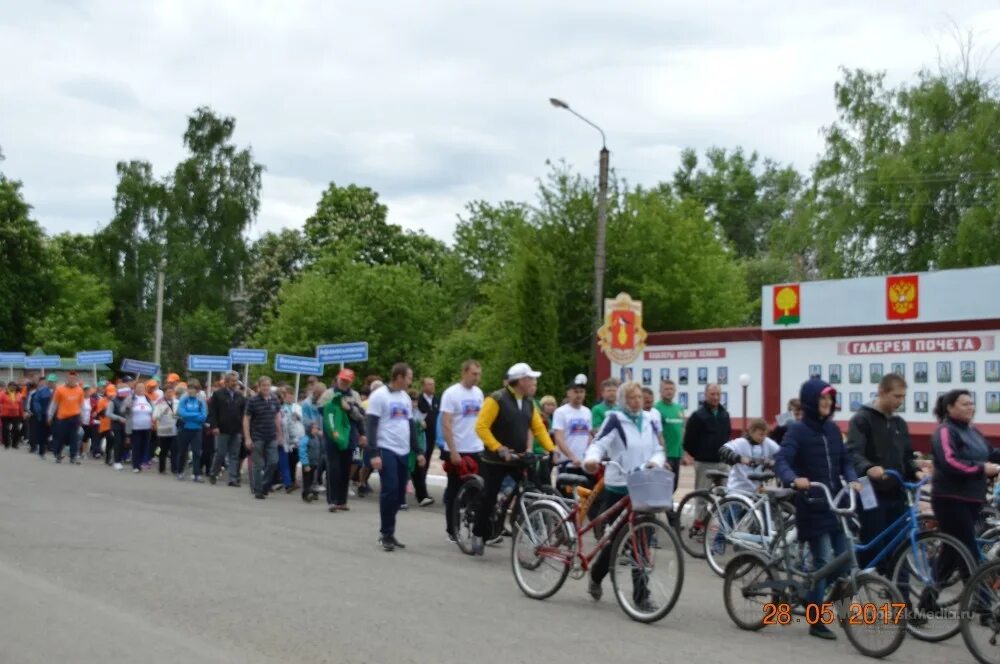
[861, 469, 976, 642]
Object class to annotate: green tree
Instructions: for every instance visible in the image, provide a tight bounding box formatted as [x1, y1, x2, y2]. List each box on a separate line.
[162, 304, 232, 375]
[25, 265, 116, 357]
[0, 173, 52, 350]
[452, 200, 528, 283]
[238, 228, 310, 342]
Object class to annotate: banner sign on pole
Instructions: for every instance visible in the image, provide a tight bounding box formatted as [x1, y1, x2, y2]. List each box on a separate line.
[317, 342, 369, 364]
[121, 358, 160, 376]
[0, 352, 26, 365]
[24, 355, 61, 369]
[229, 348, 268, 365]
[274, 354, 323, 375]
[76, 350, 114, 365]
[187, 355, 233, 372]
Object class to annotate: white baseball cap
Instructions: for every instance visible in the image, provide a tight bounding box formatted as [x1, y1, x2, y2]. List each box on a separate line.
[506, 362, 541, 381]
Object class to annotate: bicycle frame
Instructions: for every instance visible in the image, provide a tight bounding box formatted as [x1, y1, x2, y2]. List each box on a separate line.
[853, 470, 935, 580]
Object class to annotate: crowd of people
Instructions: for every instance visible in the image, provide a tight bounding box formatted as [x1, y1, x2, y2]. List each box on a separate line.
[2, 359, 997, 638]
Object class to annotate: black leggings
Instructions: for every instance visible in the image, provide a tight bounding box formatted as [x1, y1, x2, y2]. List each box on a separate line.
[590, 491, 649, 604]
[932, 495, 981, 563]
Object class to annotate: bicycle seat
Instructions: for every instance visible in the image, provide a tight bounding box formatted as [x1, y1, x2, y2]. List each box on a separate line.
[556, 473, 589, 487]
[705, 470, 729, 481]
[747, 471, 775, 482]
[764, 487, 795, 501]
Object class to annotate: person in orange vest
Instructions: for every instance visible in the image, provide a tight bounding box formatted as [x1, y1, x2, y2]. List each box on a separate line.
[97, 385, 114, 464]
[49, 371, 86, 464]
[1, 381, 24, 449]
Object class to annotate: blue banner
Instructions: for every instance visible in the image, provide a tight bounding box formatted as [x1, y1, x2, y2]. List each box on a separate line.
[229, 348, 268, 365]
[187, 355, 233, 372]
[317, 342, 369, 364]
[274, 354, 323, 375]
[0, 352, 26, 365]
[76, 350, 114, 365]
[121, 358, 160, 377]
[24, 355, 61, 369]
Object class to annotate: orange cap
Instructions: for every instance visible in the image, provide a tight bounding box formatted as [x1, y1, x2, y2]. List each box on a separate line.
[105, 385, 116, 397]
[146, 379, 158, 389]
[167, 373, 181, 383]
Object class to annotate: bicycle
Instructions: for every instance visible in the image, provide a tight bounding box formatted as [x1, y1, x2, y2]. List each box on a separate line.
[958, 557, 1000, 664]
[723, 481, 907, 659]
[510, 461, 684, 623]
[675, 468, 729, 558]
[451, 452, 556, 555]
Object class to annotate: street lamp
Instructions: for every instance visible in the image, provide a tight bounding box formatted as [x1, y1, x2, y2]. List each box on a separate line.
[739, 373, 751, 434]
[549, 98, 610, 383]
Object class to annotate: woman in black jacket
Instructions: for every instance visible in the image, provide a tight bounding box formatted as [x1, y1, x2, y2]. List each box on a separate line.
[930, 389, 1000, 559]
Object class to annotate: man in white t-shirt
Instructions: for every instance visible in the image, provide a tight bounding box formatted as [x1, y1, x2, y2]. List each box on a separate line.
[440, 359, 485, 542]
[367, 362, 424, 552]
[552, 374, 592, 468]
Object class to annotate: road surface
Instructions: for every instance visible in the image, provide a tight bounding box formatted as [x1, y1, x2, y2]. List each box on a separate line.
[0, 449, 973, 664]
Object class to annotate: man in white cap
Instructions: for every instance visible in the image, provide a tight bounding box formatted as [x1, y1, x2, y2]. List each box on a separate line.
[552, 374, 593, 469]
[471, 362, 556, 555]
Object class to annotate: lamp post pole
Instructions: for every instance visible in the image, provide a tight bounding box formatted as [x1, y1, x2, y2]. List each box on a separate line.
[549, 98, 608, 384]
[739, 374, 751, 434]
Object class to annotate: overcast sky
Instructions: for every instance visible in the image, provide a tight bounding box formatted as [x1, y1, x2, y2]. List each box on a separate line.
[2, 1, 999, 242]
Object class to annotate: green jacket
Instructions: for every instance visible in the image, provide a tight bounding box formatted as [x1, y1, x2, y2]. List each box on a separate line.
[323, 392, 352, 452]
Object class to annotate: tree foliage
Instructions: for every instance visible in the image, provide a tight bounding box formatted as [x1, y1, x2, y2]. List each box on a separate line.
[0, 174, 52, 350]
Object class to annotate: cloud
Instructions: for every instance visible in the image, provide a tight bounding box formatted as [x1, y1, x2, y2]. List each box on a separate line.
[2, 0, 999, 242]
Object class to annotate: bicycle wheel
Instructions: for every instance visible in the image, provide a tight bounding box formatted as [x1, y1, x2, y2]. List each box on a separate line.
[452, 479, 482, 555]
[890, 530, 975, 642]
[510, 503, 572, 600]
[610, 515, 684, 623]
[959, 559, 1000, 664]
[676, 490, 711, 558]
[705, 497, 762, 577]
[838, 572, 907, 659]
[722, 554, 775, 631]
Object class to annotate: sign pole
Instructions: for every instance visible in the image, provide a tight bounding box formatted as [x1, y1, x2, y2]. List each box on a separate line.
[294, 373, 301, 402]
[7, 364, 11, 383]
[245, 364, 250, 389]
[207, 370, 213, 395]
[92, 363, 98, 388]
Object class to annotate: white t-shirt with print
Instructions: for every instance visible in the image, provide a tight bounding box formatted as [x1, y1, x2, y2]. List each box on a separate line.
[440, 383, 485, 453]
[552, 403, 592, 462]
[131, 396, 154, 431]
[367, 386, 413, 457]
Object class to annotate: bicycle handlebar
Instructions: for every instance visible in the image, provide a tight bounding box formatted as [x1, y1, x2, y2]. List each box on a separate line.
[805, 480, 857, 515]
[880, 468, 930, 492]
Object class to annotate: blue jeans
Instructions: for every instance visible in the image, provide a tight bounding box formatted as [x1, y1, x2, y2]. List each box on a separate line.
[378, 449, 409, 537]
[176, 428, 203, 477]
[806, 530, 848, 606]
[52, 415, 80, 460]
[278, 446, 292, 487]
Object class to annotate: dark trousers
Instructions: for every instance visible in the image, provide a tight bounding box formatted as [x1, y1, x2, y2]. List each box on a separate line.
[932, 495, 981, 566]
[590, 490, 650, 604]
[411, 434, 437, 501]
[35, 419, 50, 457]
[107, 426, 125, 464]
[211, 433, 243, 483]
[52, 415, 80, 460]
[26, 418, 37, 453]
[200, 431, 215, 476]
[131, 429, 152, 470]
[857, 493, 908, 572]
[326, 440, 353, 506]
[377, 449, 410, 537]
[302, 467, 317, 499]
[251, 439, 279, 496]
[445, 451, 481, 535]
[473, 462, 522, 539]
[666, 457, 681, 493]
[157, 435, 177, 474]
[2, 416, 21, 449]
[176, 429, 203, 477]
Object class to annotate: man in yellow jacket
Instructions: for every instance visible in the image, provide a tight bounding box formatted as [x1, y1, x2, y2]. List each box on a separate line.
[471, 362, 555, 555]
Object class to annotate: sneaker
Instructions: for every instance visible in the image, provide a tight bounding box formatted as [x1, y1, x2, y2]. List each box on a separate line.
[472, 536, 485, 556]
[328, 506, 338, 513]
[254, 493, 266, 500]
[348, 488, 357, 497]
[56, 456, 63, 464]
[192, 476, 204, 483]
[208, 475, 217, 485]
[809, 624, 837, 640]
[114, 463, 123, 471]
[588, 580, 603, 601]
[399, 504, 409, 511]
[447, 532, 457, 544]
[177, 474, 185, 481]
[487, 535, 504, 547]
[71, 458, 81, 465]
[637, 599, 658, 614]
[133, 468, 140, 473]
[335, 504, 350, 511]
[380, 536, 396, 552]
[419, 497, 435, 507]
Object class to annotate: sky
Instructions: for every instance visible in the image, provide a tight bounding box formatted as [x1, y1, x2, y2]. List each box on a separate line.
[2, 0, 1000, 243]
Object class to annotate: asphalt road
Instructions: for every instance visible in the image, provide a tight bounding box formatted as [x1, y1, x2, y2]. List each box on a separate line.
[0, 449, 977, 664]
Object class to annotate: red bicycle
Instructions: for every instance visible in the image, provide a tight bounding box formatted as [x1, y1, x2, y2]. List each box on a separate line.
[511, 462, 684, 623]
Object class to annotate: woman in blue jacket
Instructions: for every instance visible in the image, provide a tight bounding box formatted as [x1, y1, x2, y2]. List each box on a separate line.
[176, 380, 208, 482]
[775, 379, 859, 641]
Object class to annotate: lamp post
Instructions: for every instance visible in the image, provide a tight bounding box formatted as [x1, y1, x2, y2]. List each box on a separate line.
[549, 98, 609, 384]
[739, 373, 751, 434]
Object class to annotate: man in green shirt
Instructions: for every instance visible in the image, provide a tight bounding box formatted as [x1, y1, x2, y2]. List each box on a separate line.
[653, 379, 685, 492]
[591, 378, 620, 432]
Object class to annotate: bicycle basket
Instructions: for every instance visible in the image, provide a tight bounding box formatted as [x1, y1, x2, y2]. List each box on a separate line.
[626, 467, 675, 512]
